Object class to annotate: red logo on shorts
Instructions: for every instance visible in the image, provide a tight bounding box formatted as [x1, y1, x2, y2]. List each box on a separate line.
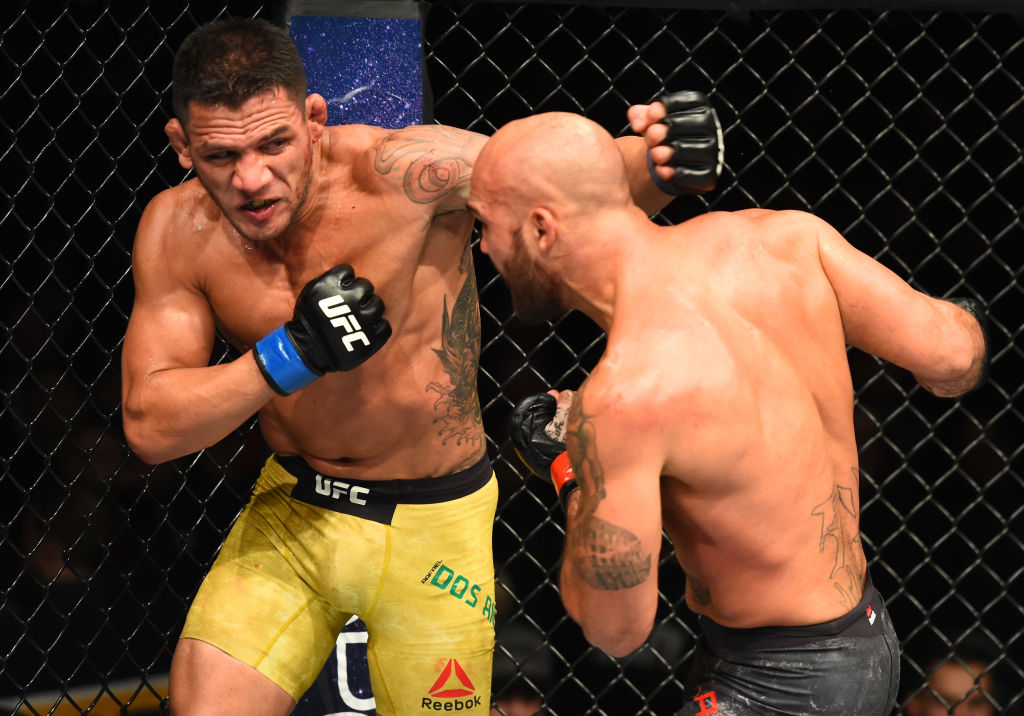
[429, 659, 475, 698]
[694, 686, 721, 716]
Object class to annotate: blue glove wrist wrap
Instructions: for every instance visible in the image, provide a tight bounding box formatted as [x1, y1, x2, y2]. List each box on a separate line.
[254, 326, 319, 396]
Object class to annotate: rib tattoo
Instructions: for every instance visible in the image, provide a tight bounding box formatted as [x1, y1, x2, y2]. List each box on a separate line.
[811, 468, 865, 608]
[426, 240, 483, 448]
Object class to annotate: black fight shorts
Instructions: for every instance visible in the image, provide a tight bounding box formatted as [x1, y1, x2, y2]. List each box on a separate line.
[676, 573, 899, 715]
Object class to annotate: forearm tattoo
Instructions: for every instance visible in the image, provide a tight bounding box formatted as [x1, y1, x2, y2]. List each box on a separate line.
[566, 387, 652, 590]
[373, 127, 473, 204]
[425, 239, 483, 449]
[811, 468, 866, 609]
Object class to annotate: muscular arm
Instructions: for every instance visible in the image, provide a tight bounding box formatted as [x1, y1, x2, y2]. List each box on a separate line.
[381, 122, 677, 217]
[813, 213, 987, 397]
[372, 125, 488, 213]
[558, 382, 663, 657]
[121, 196, 274, 464]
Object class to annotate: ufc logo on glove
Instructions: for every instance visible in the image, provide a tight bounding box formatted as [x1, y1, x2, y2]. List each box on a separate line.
[318, 295, 371, 351]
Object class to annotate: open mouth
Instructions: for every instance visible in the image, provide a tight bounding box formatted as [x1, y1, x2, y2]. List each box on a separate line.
[241, 199, 278, 211]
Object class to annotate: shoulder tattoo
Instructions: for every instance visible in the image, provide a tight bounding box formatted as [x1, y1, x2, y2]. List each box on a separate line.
[373, 127, 473, 204]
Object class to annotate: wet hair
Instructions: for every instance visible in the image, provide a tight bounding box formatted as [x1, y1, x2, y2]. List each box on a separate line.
[171, 17, 307, 123]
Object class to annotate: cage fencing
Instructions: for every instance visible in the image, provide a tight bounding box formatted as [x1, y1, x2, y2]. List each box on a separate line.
[1, 1, 1022, 714]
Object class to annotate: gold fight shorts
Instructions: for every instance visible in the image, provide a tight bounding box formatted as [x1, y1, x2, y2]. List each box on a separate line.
[180, 453, 498, 714]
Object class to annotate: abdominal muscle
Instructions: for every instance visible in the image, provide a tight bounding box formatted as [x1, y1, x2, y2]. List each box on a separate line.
[255, 353, 485, 480]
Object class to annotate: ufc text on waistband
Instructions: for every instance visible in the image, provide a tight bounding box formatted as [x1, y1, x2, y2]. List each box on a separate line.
[281, 454, 492, 525]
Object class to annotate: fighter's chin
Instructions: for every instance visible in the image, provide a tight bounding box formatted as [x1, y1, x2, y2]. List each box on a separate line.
[227, 213, 291, 242]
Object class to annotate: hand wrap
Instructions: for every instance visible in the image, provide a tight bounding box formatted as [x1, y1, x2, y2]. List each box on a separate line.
[509, 393, 579, 511]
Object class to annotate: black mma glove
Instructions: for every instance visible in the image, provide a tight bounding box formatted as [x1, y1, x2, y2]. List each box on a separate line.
[253, 264, 392, 395]
[509, 393, 579, 511]
[649, 90, 724, 196]
[947, 296, 990, 389]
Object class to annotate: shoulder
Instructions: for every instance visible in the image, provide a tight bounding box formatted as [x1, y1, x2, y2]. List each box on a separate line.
[132, 179, 219, 286]
[574, 364, 671, 437]
[688, 208, 832, 262]
[692, 208, 826, 235]
[135, 179, 215, 251]
[335, 123, 488, 210]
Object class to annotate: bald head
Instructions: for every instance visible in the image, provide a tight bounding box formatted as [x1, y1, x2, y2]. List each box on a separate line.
[475, 112, 633, 215]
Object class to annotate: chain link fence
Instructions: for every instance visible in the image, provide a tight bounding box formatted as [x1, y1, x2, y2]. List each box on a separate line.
[2, 1, 1022, 714]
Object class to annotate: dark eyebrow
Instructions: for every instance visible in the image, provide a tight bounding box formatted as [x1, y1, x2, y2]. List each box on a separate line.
[196, 125, 292, 153]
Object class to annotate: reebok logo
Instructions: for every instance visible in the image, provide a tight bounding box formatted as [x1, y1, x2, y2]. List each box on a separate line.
[421, 659, 482, 711]
[318, 295, 370, 351]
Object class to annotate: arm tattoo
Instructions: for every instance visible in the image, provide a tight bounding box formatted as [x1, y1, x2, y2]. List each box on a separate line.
[566, 387, 652, 590]
[425, 240, 483, 448]
[373, 127, 473, 204]
[575, 516, 653, 590]
[811, 468, 866, 608]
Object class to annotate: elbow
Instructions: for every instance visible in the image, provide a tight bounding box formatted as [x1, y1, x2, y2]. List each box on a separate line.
[568, 596, 654, 657]
[919, 337, 988, 398]
[122, 412, 175, 465]
[582, 618, 652, 658]
[916, 303, 989, 397]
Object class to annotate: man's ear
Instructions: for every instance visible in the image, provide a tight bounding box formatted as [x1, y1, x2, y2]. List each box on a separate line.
[532, 207, 558, 253]
[306, 94, 328, 142]
[165, 118, 194, 170]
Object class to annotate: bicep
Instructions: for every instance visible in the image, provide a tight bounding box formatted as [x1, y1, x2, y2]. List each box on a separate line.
[122, 213, 217, 396]
[815, 217, 958, 377]
[565, 400, 664, 594]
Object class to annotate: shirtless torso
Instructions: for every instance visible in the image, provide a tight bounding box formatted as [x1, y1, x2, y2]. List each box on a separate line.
[123, 108, 488, 480]
[562, 207, 984, 638]
[609, 208, 866, 628]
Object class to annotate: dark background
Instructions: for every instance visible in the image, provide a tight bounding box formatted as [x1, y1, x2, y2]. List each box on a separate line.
[1, 1, 1021, 713]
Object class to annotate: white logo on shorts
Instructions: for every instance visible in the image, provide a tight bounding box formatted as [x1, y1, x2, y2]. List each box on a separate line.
[315, 474, 369, 505]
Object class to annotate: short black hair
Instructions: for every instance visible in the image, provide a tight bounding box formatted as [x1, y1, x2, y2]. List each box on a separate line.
[171, 17, 307, 123]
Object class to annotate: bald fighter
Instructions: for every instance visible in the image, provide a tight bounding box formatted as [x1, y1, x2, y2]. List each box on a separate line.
[468, 112, 988, 715]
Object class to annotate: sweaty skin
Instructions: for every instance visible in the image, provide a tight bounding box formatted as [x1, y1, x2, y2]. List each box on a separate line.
[121, 89, 679, 715]
[122, 92, 673, 481]
[469, 112, 987, 656]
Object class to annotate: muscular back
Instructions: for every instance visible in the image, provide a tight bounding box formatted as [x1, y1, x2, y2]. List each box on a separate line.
[591, 209, 866, 628]
[125, 123, 488, 479]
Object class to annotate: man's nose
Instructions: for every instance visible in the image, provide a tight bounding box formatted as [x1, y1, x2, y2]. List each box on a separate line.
[233, 152, 272, 193]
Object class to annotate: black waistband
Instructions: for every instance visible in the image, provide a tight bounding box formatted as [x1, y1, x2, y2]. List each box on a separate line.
[277, 453, 493, 525]
[699, 572, 885, 651]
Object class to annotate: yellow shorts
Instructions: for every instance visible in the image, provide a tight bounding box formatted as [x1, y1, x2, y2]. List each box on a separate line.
[180, 454, 498, 714]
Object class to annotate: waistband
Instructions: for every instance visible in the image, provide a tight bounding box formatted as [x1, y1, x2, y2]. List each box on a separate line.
[699, 572, 884, 651]
[277, 453, 493, 525]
